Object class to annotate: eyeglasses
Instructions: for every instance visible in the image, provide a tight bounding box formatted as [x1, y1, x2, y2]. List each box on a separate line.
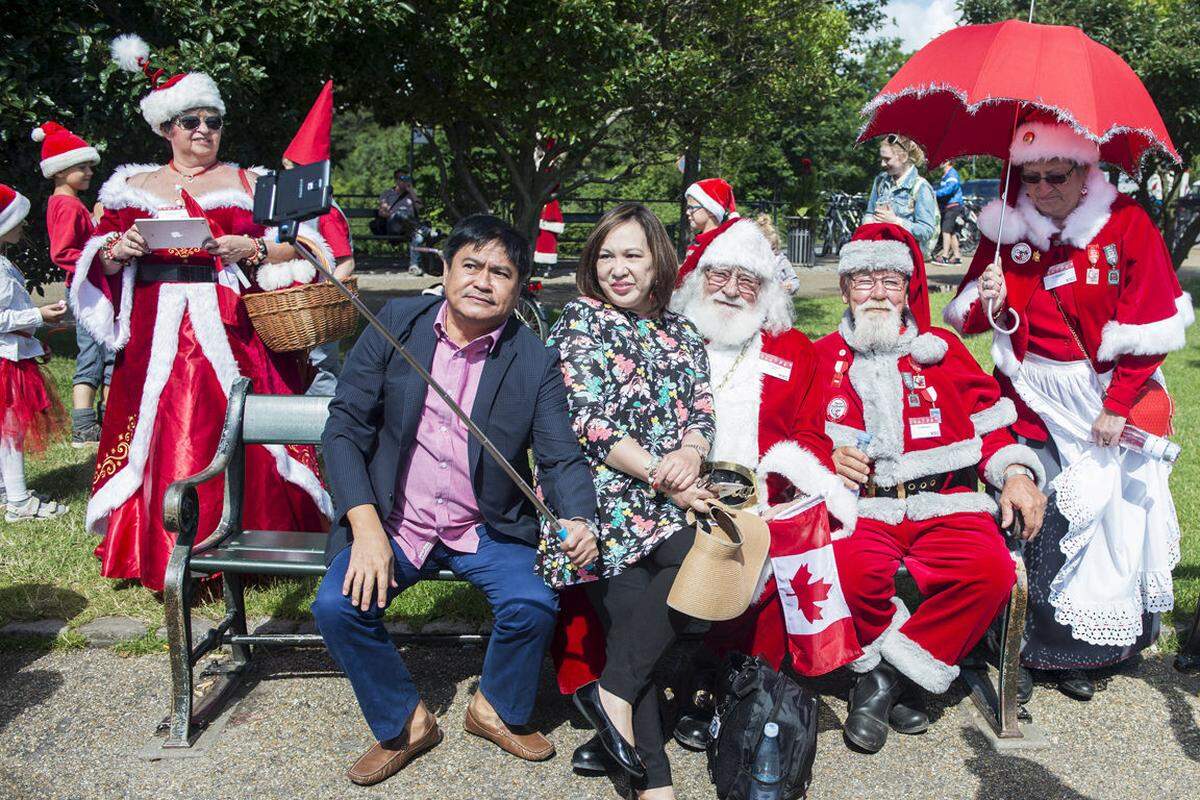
[174, 115, 224, 131]
[705, 267, 762, 293]
[686, 204, 705, 215]
[1020, 165, 1075, 185]
[848, 274, 906, 293]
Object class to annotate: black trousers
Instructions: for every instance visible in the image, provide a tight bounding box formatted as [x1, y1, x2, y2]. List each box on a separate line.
[586, 527, 694, 790]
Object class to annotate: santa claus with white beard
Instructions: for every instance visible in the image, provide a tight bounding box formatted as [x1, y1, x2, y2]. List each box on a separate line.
[817, 223, 1048, 754]
[663, 218, 859, 749]
[670, 218, 858, 525]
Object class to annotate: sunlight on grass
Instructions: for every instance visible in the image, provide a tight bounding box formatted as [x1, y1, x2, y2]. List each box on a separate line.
[2, 285, 1197, 650]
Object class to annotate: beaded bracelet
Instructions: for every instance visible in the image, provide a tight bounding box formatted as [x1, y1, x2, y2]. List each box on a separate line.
[100, 233, 127, 263]
[239, 237, 268, 269]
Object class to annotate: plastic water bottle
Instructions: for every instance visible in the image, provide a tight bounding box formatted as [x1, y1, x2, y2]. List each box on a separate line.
[850, 431, 873, 497]
[748, 722, 782, 800]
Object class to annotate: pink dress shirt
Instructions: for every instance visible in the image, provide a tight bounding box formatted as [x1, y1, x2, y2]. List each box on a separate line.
[385, 302, 504, 567]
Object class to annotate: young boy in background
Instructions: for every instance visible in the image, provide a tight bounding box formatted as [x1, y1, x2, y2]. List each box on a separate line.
[33, 121, 111, 447]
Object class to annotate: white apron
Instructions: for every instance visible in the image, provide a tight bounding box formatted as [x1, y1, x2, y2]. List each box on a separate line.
[1009, 352, 1180, 647]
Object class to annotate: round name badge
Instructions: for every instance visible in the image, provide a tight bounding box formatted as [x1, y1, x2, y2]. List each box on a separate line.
[827, 396, 848, 421]
[1011, 243, 1032, 264]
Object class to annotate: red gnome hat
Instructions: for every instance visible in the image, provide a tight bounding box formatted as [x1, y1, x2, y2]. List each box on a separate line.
[284, 80, 334, 165]
[31, 121, 100, 179]
[839, 223, 931, 332]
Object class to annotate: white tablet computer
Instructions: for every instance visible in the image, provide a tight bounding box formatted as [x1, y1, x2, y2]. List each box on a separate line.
[134, 217, 214, 251]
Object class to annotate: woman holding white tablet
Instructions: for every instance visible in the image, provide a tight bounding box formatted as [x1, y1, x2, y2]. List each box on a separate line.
[74, 35, 332, 590]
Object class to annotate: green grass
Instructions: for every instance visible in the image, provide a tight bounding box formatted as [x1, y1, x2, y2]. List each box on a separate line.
[2, 284, 1197, 649]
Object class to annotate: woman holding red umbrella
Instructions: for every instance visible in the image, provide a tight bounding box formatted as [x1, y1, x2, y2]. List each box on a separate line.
[943, 116, 1191, 701]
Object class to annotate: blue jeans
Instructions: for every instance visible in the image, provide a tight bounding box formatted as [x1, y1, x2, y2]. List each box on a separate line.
[312, 525, 558, 742]
[409, 227, 425, 269]
[73, 321, 113, 388]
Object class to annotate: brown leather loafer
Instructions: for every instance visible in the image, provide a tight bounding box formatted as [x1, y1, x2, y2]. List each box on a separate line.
[463, 702, 555, 761]
[346, 723, 444, 786]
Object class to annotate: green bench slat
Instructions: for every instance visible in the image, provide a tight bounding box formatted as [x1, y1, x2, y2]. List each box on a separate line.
[190, 530, 457, 581]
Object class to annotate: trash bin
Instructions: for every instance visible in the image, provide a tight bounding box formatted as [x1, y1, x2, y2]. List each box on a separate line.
[785, 216, 815, 268]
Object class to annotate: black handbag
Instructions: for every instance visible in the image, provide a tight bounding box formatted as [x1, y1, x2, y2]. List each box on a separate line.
[706, 653, 818, 800]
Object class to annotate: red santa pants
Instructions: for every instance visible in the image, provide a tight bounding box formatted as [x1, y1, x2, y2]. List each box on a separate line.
[833, 510, 1015, 693]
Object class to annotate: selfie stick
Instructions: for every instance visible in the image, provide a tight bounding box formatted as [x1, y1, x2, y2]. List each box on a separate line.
[286, 238, 567, 538]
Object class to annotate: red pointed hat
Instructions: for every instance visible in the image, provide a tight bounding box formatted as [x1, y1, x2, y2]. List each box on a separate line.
[111, 34, 225, 133]
[285, 80, 334, 165]
[0, 184, 32, 238]
[686, 178, 738, 223]
[838, 223, 931, 331]
[31, 122, 100, 178]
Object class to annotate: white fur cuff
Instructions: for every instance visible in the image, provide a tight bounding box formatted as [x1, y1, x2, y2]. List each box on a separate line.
[881, 628, 960, 693]
[757, 440, 858, 533]
[943, 279, 980, 333]
[983, 443, 1046, 490]
[1096, 293, 1194, 362]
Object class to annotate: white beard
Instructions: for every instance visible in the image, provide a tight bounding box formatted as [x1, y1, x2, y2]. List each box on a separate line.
[682, 292, 767, 348]
[850, 302, 903, 352]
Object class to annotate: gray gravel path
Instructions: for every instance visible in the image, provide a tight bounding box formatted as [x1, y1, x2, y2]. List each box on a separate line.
[1, 646, 1197, 799]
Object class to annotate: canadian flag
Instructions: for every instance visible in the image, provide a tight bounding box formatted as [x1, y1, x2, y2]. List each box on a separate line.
[760, 497, 862, 676]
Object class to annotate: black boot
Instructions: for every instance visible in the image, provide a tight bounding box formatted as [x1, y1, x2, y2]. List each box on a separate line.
[888, 679, 929, 735]
[1017, 666, 1034, 705]
[844, 660, 905, 753]
[571, 734, 610, 775]
[1055, 669, 1094, 701]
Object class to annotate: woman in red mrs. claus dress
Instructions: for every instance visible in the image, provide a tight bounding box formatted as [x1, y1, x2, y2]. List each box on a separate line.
[75, 35, 331, 591]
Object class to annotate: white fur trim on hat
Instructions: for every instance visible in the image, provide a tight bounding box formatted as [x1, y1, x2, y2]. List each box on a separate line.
[539, 219, 564, 234]
[111, 33, 150, 73]
[837, 239, 913, 275]
[139, 73, 226, 131]
[686, 183, 727, 222]
[696, 218, 777, 280]
[0, 191, 31, 238]
[40, 146, 101, 179]
[1010, 121, 1100, 166]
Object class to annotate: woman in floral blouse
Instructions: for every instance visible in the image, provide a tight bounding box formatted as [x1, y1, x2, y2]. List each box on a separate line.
[548, 202, 715, 799]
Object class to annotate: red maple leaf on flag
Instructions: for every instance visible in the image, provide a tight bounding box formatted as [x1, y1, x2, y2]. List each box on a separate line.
[789, 563, 832, 624]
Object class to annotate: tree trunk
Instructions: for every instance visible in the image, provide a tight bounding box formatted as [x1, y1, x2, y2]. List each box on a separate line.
[677, 128, 702, 259]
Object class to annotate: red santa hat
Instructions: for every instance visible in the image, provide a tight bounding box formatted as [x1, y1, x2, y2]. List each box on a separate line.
[1008, 108, 1100, 166]
[0, 184, 31, 238]
[838, 223, 931, 332]
[686, 178, 738, 223]
[31, 122, 100, 178]
[111, 34, 225, 133]
[284, 80, 333, 165]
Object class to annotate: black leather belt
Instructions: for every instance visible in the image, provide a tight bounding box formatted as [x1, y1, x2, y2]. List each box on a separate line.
[137, 264, 216, 283]
[864, 467, 977, 499]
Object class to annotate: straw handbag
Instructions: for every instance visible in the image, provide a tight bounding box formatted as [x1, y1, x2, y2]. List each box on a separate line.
[242, 237, 359, 352]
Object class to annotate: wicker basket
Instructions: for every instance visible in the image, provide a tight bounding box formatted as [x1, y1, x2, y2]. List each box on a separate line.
[243, 276, 359, 352]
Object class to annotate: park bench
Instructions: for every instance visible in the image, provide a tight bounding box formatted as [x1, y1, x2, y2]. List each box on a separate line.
[157, 376, 1029, 749]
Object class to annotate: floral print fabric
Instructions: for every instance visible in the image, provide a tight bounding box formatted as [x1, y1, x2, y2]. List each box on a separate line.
[548, 296, 715, 579]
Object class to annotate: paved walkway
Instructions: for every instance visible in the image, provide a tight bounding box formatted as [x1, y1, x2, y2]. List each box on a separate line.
[0, 645, 1196, 799]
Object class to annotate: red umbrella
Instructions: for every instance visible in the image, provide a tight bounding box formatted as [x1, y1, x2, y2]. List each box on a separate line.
[859, 20, 1179, 175]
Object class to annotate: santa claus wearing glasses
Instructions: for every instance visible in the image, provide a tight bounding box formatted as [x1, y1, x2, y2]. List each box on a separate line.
[817, 223, 1047, 753]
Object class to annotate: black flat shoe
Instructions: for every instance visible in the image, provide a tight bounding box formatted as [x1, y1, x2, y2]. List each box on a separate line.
[844, 661, 904, 753]
[571, 734, 610, 775]
[1017, 666, 1034, 705]
[1055, 669, 1095, 701]
[888, 681, 929, 735]
[573, 681, 646, 779]
[673, 710, 713, 751]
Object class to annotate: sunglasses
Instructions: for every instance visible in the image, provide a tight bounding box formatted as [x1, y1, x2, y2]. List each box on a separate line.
[1020, 165, 1076, 185]
[174, 115, 224, 131]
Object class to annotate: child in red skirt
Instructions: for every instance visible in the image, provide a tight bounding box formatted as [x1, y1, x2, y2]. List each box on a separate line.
[0, 183, 69, 521]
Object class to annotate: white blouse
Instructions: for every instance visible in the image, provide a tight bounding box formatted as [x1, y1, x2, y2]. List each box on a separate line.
[0, 255, 46, 362]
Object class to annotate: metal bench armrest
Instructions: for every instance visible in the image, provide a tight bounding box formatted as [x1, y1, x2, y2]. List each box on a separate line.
[163, 377, 250, 550]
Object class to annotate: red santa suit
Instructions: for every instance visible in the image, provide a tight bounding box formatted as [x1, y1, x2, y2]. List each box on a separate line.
[819, 224, 1044, 694]
[671, 218, 860, 672]
[76, 40, 331, 591]
[942, 120, 1189, 652]
[534, 198, 563, 267]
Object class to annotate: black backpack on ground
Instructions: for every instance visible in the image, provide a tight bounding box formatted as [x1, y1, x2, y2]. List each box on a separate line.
[706, 653, 818, 800]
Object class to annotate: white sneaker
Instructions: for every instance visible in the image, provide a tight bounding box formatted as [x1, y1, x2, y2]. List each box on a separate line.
[5, 495, 69, 523]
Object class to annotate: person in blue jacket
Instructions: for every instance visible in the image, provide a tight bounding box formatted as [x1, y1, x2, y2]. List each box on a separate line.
[934, 161, 964, 264]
